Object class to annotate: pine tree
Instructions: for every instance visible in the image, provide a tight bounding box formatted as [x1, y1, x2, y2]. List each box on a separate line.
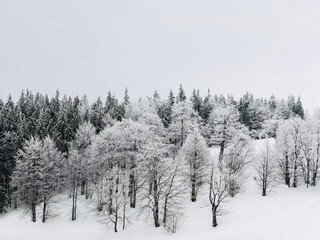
[168, 90, 175, 106]
[200, 89, 213, 123]
[0, 177, 8, 213]
[176, 85, 186, 102]
[293, 96, 305, 119]
[0, 131, 17, 208]
[54, 96, 73, 153]
[90, 97, 105, 133]
[2, 95, 17, 132]
[190, 89, 203, 114]
[48, 91, 60, 137]
[123, 88, 130, 106]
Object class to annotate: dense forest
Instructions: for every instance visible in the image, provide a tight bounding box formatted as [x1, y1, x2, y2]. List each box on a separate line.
[0, 85, 313, 232]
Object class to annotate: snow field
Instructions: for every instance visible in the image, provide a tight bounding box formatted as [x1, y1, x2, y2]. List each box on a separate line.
[2, 139, 320, 240]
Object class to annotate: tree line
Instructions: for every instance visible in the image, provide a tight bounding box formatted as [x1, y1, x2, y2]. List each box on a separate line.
[0, 86, 307, 231]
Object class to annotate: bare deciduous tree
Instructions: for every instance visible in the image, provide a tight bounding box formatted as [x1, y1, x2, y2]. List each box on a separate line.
[255, 140, 277, 196]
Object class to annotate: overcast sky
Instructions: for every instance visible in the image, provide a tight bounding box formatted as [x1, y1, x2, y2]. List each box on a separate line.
[1, 0, 320, 112]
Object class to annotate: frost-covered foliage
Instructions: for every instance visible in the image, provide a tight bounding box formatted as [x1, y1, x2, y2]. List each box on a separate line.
[254, 140, 277, 196]
[0, 87, 310, 232]
[11, 137, 64, 222]
[68, 122, 96, 220]
[180, 125, 210, 202]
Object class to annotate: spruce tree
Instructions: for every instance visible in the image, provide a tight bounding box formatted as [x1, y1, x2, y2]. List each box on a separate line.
[90, 97, 105, 134]
[176, 85, 186, 102]
[0, 177, 7, 213]
[54, 96, 73, 153]
[293, 96, 305, 119]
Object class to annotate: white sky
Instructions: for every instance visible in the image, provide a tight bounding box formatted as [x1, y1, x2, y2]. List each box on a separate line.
[1, 0, 320, 112]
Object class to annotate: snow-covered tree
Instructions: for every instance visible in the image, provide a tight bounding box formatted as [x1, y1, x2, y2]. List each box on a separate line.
[222, 132, 252, 197]
[11, 137, 64, 222]
[208, 163, 229, 227]
[11, 137, 43, 222]
[176, 84, 186, 102]
[90, 97, 105, 134]
[311, 109, 320, 186]
[207, 101, 247, 165]
[124, 97, 157, 121]
[169, 101, 195, 154]
[140, 124, 185, 229]
[39, 137, 64, 222]
[181, 126, 210, 202]
[255, 140, 277, 196]
[300, 119, 314, 187]
[276, 119, 303, 188]
[54, 96, 73, 153]
[0, 177, 7, 214]
[0, 131, 17, 209]
[68, 122, 96, 220]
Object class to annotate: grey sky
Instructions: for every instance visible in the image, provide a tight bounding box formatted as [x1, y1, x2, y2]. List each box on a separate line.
[1, 0, 320, 112]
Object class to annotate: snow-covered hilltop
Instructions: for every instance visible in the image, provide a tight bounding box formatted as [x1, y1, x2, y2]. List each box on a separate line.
[2, 88, 319, 240]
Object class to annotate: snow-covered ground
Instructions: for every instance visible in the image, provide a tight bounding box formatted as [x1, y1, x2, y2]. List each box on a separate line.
[2, 139, 320, 240]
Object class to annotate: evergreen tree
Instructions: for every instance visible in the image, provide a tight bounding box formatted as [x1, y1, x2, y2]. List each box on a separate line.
[105, 92, 122, 121]
[190, 89, 203, 114]
[90, 97, 105, 134]
[0, 131, 17, 208]
[123, 87, 130, 106]
[168, 90, 175, 106]
[169, 101, 195, 150]
[207, 101, 247, 164]
[11, 137, 43, 222]
[200, 89, 213, 123]
[48, 91, 60, 136]
[54, 96, 73, 153]
[2, 95, 17, 132]
[0, 176, 7, 213]
[293, 96, 305, 119]
[176, 85, 186, 102]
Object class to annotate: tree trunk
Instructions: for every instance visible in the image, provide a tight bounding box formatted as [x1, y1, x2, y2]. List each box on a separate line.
[85, 181, 89, 199]
[42, 196, 47, 223]
[212, 206, 218, 227]
[108, 185, 113, 215]
[31, 201, 36, 222]
[129, 173, 136, 208]
[219, 141, 225, 165]
[163, 196, 168, 226]
[285, 154, 290, 187]
[306, 160, 310, 188]
[72, 183, 78, 221]
[181, 119, 184, 146]
[191, 175, 196, 202]
[122, 200, 126, 230]
[81, 179, 85, 195]
[293, 161, 298, 188]
[153, 178, 160, 227]
[114, 211, 118, 232]
[312, 142, 320, 186]
[312, 171, 318, 186]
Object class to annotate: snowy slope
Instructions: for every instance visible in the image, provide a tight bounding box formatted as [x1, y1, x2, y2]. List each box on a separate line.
[2, 139, 320, 240]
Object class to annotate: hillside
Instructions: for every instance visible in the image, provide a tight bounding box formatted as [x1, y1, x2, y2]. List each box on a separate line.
[2, 139, 320, 240]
